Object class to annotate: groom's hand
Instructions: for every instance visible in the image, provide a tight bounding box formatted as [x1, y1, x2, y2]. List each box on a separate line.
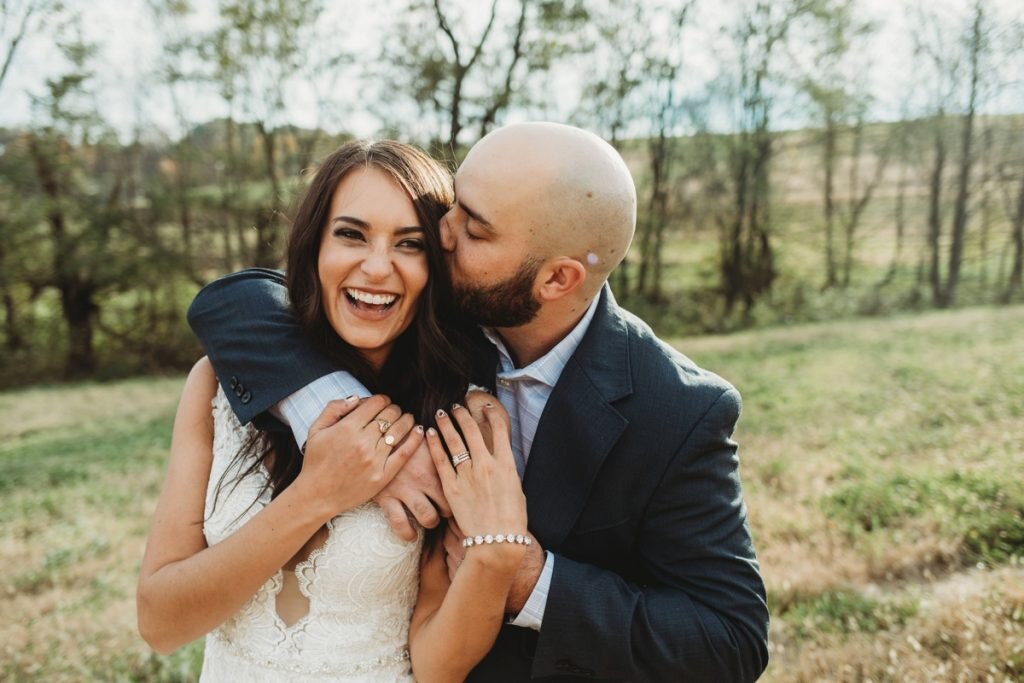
[375, 439, 451, 542]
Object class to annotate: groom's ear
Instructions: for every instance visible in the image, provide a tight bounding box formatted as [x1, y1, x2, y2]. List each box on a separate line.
[537, 257, 587, 302]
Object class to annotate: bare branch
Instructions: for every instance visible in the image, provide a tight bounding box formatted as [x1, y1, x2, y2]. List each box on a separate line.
[464, 0, 499, 72]
[0, 0, 47, 92]
[431, 0, 461, 65]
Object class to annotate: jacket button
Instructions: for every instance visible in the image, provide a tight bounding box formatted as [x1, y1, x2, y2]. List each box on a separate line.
[241, 390, 252, 404]
[229, 376, 238, 389]
[235, 384, 244, 397]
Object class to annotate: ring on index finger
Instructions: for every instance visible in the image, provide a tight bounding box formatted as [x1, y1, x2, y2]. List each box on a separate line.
[451, 451, 471, 467]
[376, 418, 392, 434]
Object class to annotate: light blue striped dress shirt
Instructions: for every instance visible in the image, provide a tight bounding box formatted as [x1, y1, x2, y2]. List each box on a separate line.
[272, 295, 602, 631]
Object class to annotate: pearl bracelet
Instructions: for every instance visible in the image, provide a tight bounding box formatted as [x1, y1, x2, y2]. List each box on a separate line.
[462, 533, 533, 548]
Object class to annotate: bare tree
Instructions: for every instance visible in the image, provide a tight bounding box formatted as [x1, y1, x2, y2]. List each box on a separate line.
[916, 1, 988, 308]
[837, 117, 890, 287]
[382, 0, 586, 157]
[199, 0, 323, 267]
[0, 0, 62, 352]
[0, 0, 61, 91]
[636, 1, 696, 301]
[717, 0, 816, 315]
[799, 0, 876, 288]
[25, 36, 128, 376]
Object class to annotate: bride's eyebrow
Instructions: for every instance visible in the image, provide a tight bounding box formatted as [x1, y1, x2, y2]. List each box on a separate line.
[332, 217, 422, 233]
[332, 215, 369, 228]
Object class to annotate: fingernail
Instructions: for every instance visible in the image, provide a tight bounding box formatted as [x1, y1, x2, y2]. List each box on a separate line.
[484, 402, 494, 408]
[452, 403, 463, 411]
[345, 395, 358, 403]
[415, 425, 424, 433]
[427, 427, 437, 436]
[436, 409, 447, 418]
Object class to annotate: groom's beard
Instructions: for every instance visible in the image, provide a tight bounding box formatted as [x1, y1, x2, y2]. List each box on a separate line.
[453, 257, 542, 328]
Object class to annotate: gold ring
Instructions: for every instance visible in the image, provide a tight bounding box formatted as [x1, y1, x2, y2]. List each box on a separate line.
[376, 418, 391, 434]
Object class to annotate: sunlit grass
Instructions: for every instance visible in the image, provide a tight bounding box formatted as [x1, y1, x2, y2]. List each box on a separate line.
[677, 304, 1024, 682]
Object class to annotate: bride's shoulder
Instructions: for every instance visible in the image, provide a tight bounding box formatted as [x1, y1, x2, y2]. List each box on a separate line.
[178, 357, 219, 418]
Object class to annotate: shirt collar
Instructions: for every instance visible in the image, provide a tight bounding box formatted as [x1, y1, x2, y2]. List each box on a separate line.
[482, 294, 602, 387]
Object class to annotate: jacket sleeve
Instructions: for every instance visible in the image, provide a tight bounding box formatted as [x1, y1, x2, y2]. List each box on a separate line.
[532, 388, 770, 681]
[186, 268, 340, 430]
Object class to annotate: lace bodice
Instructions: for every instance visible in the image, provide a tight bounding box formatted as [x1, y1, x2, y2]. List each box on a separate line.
[199, 388, 421, 682]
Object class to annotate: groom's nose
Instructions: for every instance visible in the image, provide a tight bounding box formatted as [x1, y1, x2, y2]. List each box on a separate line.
[439, 212, 456, 252]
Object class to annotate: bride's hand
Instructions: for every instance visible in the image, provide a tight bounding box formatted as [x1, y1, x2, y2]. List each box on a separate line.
[297, 395, 423, 519]
[426, 402, 528, 565]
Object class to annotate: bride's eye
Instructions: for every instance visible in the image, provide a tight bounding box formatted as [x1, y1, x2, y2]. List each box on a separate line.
[397, 238, 425, 251]
[333, 227, 364, 241]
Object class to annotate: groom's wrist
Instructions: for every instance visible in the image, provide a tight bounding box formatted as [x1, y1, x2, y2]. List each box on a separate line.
[505, 543, 548, 614]
[506, 550, 554, 630]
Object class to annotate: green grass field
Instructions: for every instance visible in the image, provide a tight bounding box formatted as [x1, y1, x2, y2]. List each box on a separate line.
[1, 306, 1022, 681]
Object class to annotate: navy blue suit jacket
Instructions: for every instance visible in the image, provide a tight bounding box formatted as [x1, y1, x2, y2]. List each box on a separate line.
[187, 269, 769, 682]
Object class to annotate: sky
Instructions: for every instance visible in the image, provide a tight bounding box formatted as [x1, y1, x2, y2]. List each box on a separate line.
[0, 0, 1020, 142]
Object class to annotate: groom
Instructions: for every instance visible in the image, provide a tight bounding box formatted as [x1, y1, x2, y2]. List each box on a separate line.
[188, 122, 768, 681]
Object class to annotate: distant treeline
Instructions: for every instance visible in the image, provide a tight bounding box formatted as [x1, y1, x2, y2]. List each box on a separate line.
[0, 0, 1022, 386]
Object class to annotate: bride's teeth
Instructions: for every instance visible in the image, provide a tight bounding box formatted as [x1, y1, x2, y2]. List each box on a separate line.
[346, 289, 397, 306]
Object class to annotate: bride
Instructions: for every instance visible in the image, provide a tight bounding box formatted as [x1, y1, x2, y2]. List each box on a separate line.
[137, 140, 529, 681]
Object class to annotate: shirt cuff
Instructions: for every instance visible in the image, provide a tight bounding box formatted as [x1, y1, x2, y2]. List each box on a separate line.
[508, 552, 554, 631]
[269, 371, 371, 449]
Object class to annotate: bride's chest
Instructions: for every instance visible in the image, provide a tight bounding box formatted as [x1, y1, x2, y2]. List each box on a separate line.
[206, 476, 420, 602]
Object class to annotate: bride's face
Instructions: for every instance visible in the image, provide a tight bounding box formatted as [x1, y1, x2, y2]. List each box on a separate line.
[318, 167, 429, 370]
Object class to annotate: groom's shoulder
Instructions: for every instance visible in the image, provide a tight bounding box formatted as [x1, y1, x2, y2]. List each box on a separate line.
[187, 268, 288, 324]
[615, 304, 738, 405]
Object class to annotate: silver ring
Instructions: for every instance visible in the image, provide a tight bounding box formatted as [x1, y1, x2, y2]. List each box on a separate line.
[451, 451, 471, 467]
[376, 418, 391, 434]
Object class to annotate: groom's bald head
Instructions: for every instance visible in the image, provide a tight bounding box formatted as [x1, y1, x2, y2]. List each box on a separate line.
[457, 122, 636, 298]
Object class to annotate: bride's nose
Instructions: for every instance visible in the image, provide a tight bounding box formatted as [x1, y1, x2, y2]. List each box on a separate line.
[360, 245, 394, 280]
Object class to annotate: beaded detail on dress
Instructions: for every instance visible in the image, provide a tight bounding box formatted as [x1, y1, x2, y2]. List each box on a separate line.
[199, 387, 421, 682]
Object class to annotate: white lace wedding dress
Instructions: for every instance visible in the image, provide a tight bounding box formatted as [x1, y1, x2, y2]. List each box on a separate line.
[199, 388, 421, 682]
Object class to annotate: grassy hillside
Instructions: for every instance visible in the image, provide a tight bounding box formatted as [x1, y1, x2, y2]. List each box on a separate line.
[1, 306, 1022, 681]
[676, 305, 1024, 681]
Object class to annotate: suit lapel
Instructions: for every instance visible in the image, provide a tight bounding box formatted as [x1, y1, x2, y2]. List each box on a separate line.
[522, 286, 632, 548]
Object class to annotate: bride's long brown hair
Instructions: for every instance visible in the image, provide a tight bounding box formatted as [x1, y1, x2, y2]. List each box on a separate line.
[215, 140, 480, 513]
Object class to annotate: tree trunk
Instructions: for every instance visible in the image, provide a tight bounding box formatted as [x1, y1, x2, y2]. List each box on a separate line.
[639, 127, 669, 297]
[254, 121, 282, 268]
[1007, 172, 1024, 298]
[2, 289, 24, 351]
[28, 133, 98, 375]
[927, 119, 946, 306]
[940, 5, 982, 308]
[448, 70, 465, 155]
[841, 121, 863, 288]
[822, 109, 837, 288]
[881, 124, 909, 287]
[61, 279, 97, 378]
[223, 115, 239, 270]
